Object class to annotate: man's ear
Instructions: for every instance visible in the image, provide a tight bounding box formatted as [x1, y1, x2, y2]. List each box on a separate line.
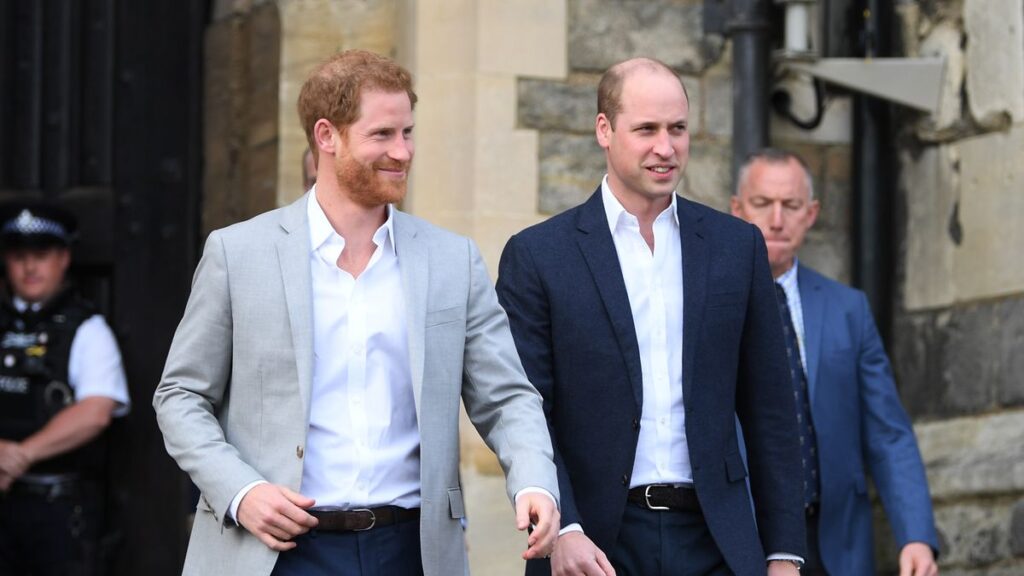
[595, 113, 612, 149]
[806, 199, 821, 228]
[314, 119, 339, 154]
[729, 195, 742, 218]
[57, 248, 71, 274]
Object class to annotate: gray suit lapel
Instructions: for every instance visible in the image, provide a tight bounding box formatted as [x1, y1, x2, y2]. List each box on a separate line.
[394, 210, 426, 420]
[276, 194, 314, 419]
[798, 265, 824, 405]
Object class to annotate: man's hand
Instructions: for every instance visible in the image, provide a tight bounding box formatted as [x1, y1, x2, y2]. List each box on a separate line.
[551, 531, 615, 576]
[236, 483, 318, 551]
[0, 471, 12, 492]
[899, 542, 938, 576]
[767, 560, 801, 576]
[516, 492, 560, 560]
[0, 440, 30, 479]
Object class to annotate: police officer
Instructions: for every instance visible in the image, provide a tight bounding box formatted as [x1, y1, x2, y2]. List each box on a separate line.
[0, 203, 130, 575]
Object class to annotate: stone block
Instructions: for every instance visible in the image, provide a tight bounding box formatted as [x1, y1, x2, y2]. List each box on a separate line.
[478, 0, 567, 79]
[704, 72, 732, 138]
[933, 499, 1019, 568]
[1012, 500, 1024, 557]
[914, 411, 1024, 499]
[821, 145, 853, 233]
[894, 299, 1024, 419]
[964, 0, 1024, 125]
[568, 0, 723, 74]
[681, 75, 702, 136]
[799, 231, 851, 286]
[681, 137, 730, 211]
[517, 77, 597, 134]
[916, 21, 965, 133]
[901, 144, 958, 311]
[955, 127, 1024, 300]
[537, 132, 605, 215]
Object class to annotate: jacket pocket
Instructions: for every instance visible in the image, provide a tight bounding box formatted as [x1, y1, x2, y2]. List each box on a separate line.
[726, 451, 749, 483]
[448, 487, 466, 519]
[426, 306, 464, 328]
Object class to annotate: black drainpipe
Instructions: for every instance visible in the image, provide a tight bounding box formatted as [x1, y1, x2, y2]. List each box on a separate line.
[728, 0, 772, 185]
[853, 0, 895, 341]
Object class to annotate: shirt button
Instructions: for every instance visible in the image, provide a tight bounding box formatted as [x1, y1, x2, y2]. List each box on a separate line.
[296, 446, 304, 459]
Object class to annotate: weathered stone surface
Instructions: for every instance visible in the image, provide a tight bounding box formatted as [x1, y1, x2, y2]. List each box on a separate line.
[681, 137, 730, 211]
[964, 0, 1024, 125]
[537, 132, 605, 214]
[916, 20, 965, 133]
[901, 144, 958, 310]
[568, 0, 723, 74]
[914, 411, 1024, 499]
[938, 565, 1024, 576]
[681, 75, 702, 136]
[894, 299, 1024, 419]
[479, 0, 567, 79]
[1011, 500, 1024, 557]
[955, 127, 1024, 300]
[203, 14, 250, 235]
[703, 72, 732, 138]
[518, 77, 597, 134]
[932, 499, 1019, 568]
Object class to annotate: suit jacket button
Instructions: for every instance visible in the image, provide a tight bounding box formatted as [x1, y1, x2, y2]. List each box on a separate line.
[632, 418, 639, 431]
[621, 474, 629, 486]
[296, 446, 304, 459]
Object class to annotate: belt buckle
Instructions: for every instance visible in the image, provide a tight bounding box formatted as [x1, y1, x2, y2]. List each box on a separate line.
[644, 485, 670, 511]
[351, 508, 376, 531]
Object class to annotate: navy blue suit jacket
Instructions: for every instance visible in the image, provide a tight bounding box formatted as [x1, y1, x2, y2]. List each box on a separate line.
[497, 190, 805, 575]
[797, 265, 938, 575]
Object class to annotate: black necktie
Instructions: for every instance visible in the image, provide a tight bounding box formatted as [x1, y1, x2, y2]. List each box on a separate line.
[775, 283, 820, 507]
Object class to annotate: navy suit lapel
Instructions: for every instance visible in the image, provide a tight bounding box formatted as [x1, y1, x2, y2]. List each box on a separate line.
[798, 265, 825, 405]
[575, 190, 643, 412]
[678, 198, 707, 405]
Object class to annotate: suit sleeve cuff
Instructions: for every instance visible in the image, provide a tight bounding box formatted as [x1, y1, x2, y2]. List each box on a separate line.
[767, 553, 805, 563]
[514, 487, 558, 510]
[558, 523, 583, 536]
[228, 480, 268, 525]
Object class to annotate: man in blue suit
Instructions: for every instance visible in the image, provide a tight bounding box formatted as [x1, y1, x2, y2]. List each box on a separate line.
[730, 148, 940, 576]
[497, 58, 805, 576]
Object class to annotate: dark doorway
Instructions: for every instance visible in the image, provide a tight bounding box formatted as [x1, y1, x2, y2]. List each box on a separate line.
[0, 1, 208, 574]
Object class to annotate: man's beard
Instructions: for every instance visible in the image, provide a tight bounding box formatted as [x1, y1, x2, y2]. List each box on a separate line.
[336, 153, 409, 208]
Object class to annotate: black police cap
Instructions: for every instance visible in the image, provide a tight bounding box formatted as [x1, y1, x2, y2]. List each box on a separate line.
[0, 202, 77, 249]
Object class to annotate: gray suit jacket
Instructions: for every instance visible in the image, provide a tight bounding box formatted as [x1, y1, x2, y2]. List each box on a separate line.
[154, 193, 558, 576]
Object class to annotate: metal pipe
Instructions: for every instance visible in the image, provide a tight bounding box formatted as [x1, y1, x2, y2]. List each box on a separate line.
[728, 0, 772, 185]
[852, 0, 894, 339]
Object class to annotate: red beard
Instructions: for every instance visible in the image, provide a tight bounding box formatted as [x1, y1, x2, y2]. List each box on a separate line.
[336, 153, 409, 208]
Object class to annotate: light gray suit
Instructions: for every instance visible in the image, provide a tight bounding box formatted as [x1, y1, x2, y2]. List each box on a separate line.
[154, 193, 558, 576]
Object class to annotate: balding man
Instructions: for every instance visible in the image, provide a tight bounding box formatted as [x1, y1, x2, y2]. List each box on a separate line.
[731, 149, 939, 576]
[497, 58, 805, 576]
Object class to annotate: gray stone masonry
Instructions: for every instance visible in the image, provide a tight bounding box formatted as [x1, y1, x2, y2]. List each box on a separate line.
[568, 0, 722, 73]
[893, 296, 1024, 419]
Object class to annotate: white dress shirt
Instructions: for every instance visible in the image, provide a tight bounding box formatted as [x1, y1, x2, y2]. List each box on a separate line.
[302, 190, 421, 509]
[601, 178, 692, 488]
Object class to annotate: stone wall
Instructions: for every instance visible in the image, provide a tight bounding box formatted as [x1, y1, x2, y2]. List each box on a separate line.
[890, 0, 1024, 573]
[203, 0, 280, 234]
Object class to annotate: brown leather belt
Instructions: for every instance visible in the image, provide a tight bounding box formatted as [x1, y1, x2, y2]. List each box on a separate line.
[627, 484, 701, 513]
[307, 506, 420, 532]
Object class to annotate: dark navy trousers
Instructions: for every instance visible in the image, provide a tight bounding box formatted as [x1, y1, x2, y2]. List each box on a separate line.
[608, 503, 732, 576]
[270, 520, 423, 576]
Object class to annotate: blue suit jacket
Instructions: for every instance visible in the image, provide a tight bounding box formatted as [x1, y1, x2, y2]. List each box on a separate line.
[797, 265, 938, 575]
[497, 190, 805, 575]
